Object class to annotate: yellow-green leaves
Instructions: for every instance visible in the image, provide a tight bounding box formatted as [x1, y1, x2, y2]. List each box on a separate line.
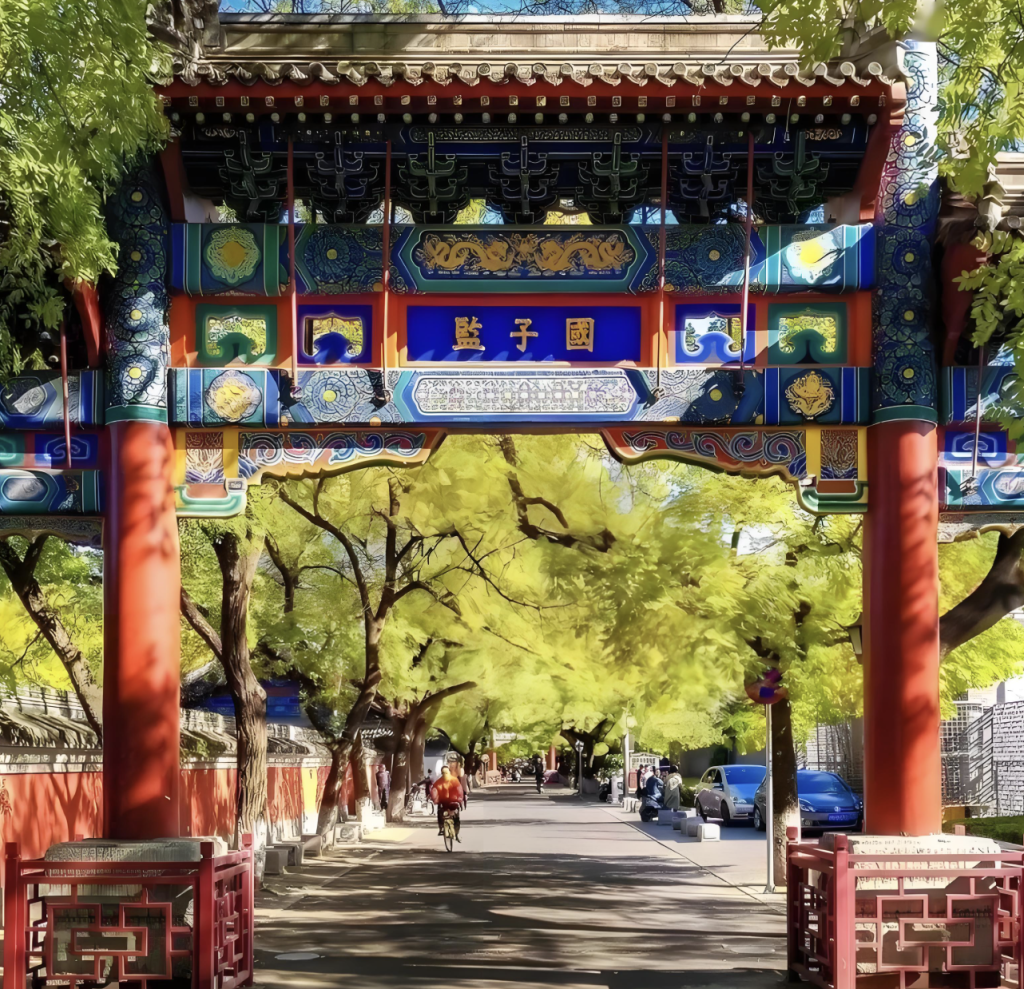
[0, 0, 169, 372]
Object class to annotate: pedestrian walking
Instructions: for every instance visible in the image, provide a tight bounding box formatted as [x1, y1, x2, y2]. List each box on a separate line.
[376, 764, 391, 811]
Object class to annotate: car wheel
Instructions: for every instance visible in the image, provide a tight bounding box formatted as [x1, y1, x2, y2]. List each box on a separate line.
[721, 803, 732, 827]
[698, 800, 709, 822]
[753, 806, 765, 832]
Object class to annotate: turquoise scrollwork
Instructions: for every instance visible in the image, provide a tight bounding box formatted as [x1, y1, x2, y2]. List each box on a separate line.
[104, 164, 170, 423]
[871, 42, 939, 423]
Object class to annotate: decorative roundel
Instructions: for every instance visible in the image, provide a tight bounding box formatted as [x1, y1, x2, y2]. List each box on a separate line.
[204, 227, 261, 287]
[204, 369, 263, 423]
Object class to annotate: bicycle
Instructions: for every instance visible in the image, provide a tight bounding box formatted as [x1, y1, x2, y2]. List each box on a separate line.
[441, 807, 460, 852]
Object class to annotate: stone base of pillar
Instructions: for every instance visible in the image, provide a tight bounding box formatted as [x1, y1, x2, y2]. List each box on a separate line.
[9, 837, 248, 986]
[787, 830, 1011, 984]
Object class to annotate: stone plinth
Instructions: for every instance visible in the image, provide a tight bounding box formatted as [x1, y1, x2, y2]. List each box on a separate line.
[820, 833, 1006, 975]
[41, 838, 227, 982]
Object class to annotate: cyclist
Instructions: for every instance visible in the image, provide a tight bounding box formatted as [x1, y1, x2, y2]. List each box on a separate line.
[430, 765, 465, 842]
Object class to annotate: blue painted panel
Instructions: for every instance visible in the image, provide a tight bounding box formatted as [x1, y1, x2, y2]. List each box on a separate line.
[406, 306, 642, 363]
[674, 304, 757, 364]
[0, 372, 104, 429]
[0, 471, 101, 514]
[297, 303, 373, 365]
[940, 365, 1020, 423]
[169, 368, 281, 427]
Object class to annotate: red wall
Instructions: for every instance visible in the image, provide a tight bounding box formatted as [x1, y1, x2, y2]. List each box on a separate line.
[0, 771, 103, 887]
[0, 761, 354, 889]
[179, 768, 236, 839]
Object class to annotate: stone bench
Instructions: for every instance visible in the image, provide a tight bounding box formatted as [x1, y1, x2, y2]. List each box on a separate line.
[273, 840, 303, 866]
[334, 822, 363, 844]
[301, 834, 324, 858]
[264, 847, 289, 875]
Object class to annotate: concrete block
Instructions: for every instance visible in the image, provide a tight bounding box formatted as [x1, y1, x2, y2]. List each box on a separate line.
[335, 823, 362, 844]
[264, 847, 289, 875]
[656, 808, 675, 826]
[301, 834, 324, 858]
[274, 841, 303, 866]
[695, 822, 720, 842]
[684, 817, 703, 837]
[671, 811, 692, 830]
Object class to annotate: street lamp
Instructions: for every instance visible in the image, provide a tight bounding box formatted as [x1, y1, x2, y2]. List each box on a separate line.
[574, 739, 584, 794]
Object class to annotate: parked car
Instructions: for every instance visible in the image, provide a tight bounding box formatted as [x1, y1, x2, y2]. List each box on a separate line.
[695, 764, 766, 825]
[753, 770, 862, 832]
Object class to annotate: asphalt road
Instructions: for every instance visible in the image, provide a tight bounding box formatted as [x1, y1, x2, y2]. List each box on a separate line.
[253, 786, 788, 989]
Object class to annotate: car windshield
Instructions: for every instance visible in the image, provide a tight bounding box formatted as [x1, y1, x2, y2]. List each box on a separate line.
[724, 766, 766, 784]
[798, 772, 849, 795]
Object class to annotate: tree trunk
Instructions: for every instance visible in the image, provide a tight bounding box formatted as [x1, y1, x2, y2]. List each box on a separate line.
[314, 634, 383, 835]
[0, 537, 103, 738]
[212, 531, 268, 873]
[770, 696, 800, 881]
[387, 713, 416, 823]
[317, 742, 347, 837]
[350, 735, 372, 822]
[409, 716, 430, 794]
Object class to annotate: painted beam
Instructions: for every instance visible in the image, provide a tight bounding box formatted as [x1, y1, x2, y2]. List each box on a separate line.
[0, 372, 104, 429]
[167, 365, 869, 428]
[170, 222, 875, 297]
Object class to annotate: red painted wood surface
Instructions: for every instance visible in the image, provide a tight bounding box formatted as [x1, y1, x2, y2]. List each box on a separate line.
[864, 420, 942, 835]
[103, 421, 182, 840]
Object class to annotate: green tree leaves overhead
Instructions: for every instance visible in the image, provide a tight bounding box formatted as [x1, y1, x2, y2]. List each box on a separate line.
[0, 0, 170, 373]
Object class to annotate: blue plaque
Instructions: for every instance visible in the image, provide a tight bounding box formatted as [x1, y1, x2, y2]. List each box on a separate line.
[406, 305, 642, 362]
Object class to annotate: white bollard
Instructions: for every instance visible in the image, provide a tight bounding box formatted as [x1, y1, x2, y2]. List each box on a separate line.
[696, 822, 720, 842]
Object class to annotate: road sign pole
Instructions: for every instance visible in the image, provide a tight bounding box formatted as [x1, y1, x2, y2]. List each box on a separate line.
[622, 729, 630, 807]
[765, 702, 775, 894]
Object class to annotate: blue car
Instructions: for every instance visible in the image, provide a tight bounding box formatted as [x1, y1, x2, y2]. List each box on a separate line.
[753, 770, 862, 832]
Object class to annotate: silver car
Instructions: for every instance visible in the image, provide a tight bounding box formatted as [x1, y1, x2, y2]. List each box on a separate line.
[695, 764, 766, 825]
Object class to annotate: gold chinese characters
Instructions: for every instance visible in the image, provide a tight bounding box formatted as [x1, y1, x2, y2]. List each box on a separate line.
[511, 318, 537, 352]
[566, 318, 595, 353]
[453, 316, 484, 351]
[451, 315, 597, 354]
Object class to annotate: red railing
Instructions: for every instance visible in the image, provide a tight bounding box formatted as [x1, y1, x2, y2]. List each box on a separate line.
[3, 836, 254, 988]
[787, 828, 1024, 989]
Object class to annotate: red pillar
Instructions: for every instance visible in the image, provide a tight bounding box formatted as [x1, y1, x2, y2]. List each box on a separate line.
[546, 746, 557, 771]
[103, 421, 181, 839]
[864, 421, 941, 835]
[487, 751, 498, 773]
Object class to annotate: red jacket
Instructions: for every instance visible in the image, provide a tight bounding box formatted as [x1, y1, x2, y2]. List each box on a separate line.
[431, 776, 464, 807]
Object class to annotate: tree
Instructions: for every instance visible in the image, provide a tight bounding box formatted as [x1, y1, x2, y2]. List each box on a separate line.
[276, 472, 469, 832]
[179, 492, 278, 866]
[0, 535, 103, 733]
[0, 0, 169, 372]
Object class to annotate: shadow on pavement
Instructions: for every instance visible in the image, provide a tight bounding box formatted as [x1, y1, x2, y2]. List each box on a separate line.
[255, 843, 787, 989]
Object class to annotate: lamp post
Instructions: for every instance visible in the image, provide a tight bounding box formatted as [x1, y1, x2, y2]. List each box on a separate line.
[574, 739, 584, 794]
[765, 703, 775, 894]
[622, 714, 636, 807]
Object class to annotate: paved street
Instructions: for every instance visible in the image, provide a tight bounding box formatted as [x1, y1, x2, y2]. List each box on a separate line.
[254, 786, 788, 989]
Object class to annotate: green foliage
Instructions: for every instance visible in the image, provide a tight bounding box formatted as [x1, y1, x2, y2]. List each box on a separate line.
[0, 0, 170, 374]
[0, 538, 102, 690]
[943, 815, 1024, 843]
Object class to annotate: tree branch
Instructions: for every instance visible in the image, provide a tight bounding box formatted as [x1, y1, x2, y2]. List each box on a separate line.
[940, 528, 1024, 659]
[497, 435, 615, 552]
[180, 585, 223, 659]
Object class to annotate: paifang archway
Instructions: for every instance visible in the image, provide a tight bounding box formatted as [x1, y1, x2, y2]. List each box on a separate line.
[0, 14, 971, 852]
